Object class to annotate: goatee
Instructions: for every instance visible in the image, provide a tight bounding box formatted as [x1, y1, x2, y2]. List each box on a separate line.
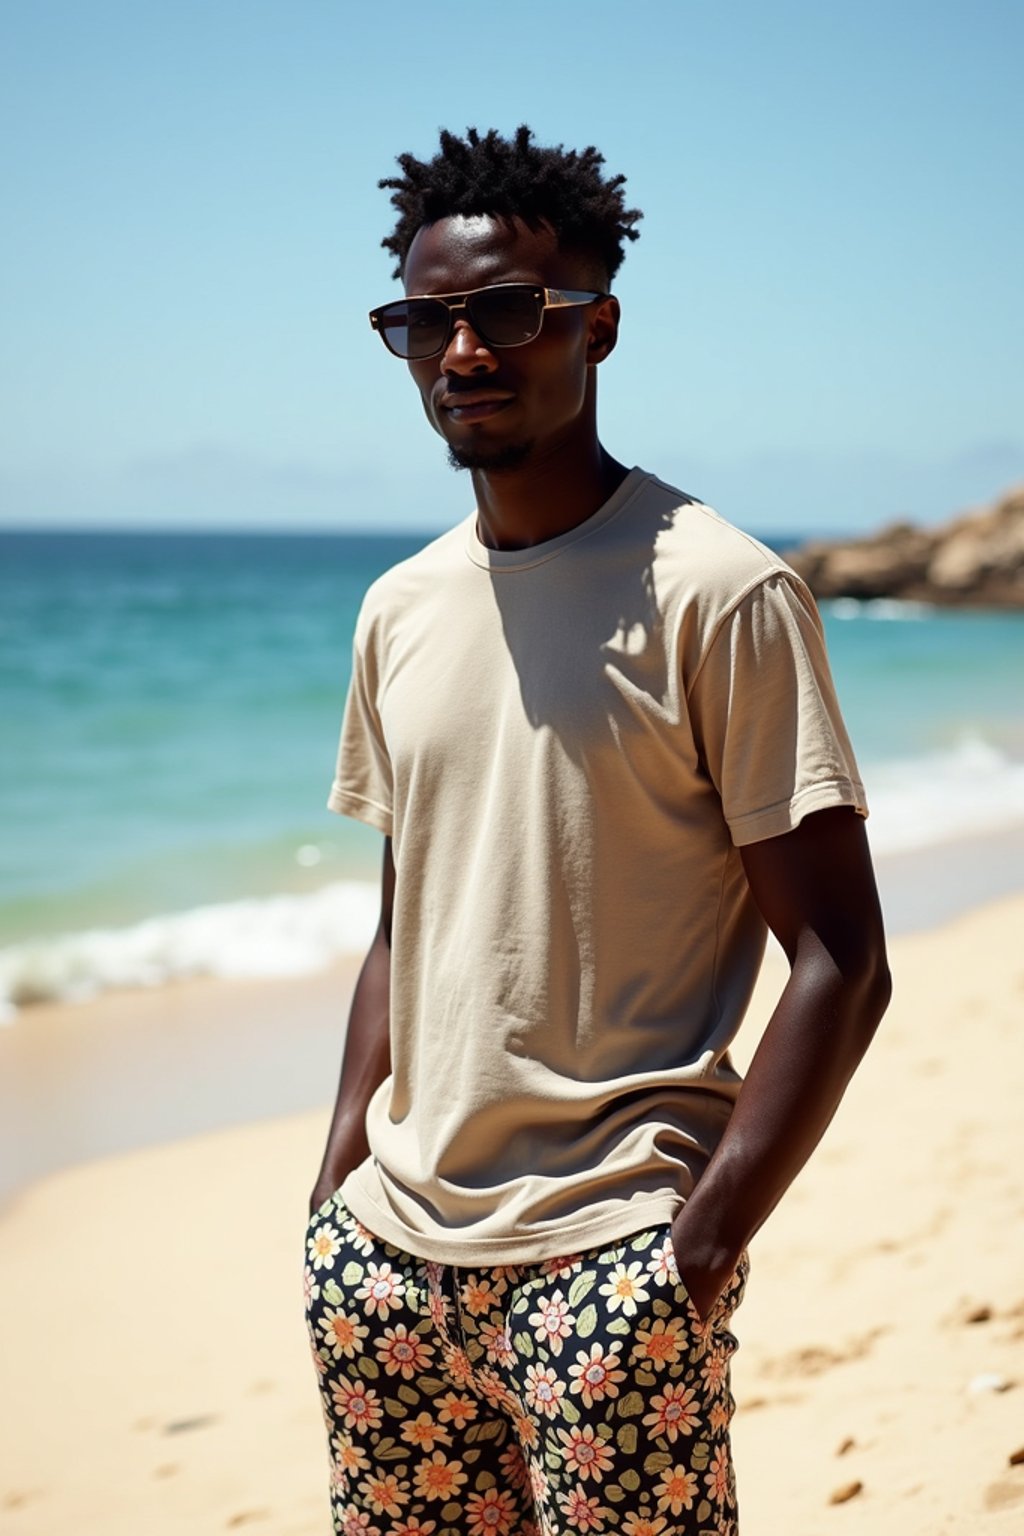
[446, 440, 533, 474]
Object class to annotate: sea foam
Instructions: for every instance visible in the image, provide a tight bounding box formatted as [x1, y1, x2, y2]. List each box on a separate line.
[865, 735, 1024, 854]
[0, 879, 378, 1022]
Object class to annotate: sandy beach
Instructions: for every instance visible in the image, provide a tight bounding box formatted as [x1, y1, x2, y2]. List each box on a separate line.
[2, 880, 1023, 1534]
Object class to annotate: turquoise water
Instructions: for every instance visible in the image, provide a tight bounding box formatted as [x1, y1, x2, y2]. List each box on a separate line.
[2, 528, 1023, 1008]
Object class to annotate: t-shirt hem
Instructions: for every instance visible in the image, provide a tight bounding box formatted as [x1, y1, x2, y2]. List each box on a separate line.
[728, 779, 868, 847]
[339, 1169, 684, 1265]
[327, 783, 393, 836]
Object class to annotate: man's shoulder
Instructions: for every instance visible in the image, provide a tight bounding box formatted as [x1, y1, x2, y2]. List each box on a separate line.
[356, 516, 473, 630]
[641, 471, 798, 613]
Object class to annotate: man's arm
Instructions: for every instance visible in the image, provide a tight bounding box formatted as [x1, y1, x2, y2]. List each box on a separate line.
[671, 806, 892, 1317]
[309, 836, 395, 1215]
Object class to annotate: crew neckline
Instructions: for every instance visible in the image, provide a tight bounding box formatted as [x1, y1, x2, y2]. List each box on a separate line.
[465, 466, 650, 572]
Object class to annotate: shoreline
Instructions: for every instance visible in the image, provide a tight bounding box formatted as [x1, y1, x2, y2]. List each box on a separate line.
[1, 823, 1022, 1207]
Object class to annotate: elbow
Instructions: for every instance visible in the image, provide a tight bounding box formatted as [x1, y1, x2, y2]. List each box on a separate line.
[847, 938, 892, 1046]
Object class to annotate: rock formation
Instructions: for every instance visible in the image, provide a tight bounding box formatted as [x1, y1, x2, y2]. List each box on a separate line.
[784, 485, 1024, 607]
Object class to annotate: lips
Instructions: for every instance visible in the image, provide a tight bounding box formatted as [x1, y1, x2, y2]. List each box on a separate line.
[440, 388, 515, 423]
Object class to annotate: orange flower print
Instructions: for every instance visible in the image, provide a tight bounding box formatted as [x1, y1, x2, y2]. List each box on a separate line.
[442, 1344, 475, 1386]
[527, 1290, 575, 1355]
[375, 1323, 435, 1379]
[654, 1464, 699, 1516]
[524, 1362, 566, 1418]
[701, 1346, 728, 1394]
[465, 1486, 518, 1536]
[436, 1390, 478, 1429]
[512, 1412, 540, 1450]
[359, 1472, 410, 1518]
[557, 1485, 609, 1531]
[331, 1433, 370, 1478]
[400, 1413, 452, 1452]
[476, 1366, 519, 1414]
[354, 1262, 406, 1319]
[597, 1260, 650, 1317]
[340, 1505, 380, 1536]
[642, 1382, 701, 1442]
[527, 1460, 549, 1504]
[412, 1452, 468, 1503]
[498, 1441, 529, 1491]
[390, 1521, 437, 1536]
[709, 1399, 731, 1434]
[330, 1377, 383, 1433]
[479, 1318, 516, 1367]
[568, 1343, 626, 1407]
[540, 1254, 584, 1278]
[632, 1317, 685, 1368]
[307, 1222, 343, 1271]
[622, 1515, 668, 1536]
[704, 1446, 733, 1505]
[555, 1425, 616, 1483]
[645, 1234, 676, 1287]
[427, 1287, 450, 1328]
[302, 1266, 320, 1307]
[460, 1275, 502, 1316]
[319, 1306, 369, 1361]
[340, 1213, 377, 1256]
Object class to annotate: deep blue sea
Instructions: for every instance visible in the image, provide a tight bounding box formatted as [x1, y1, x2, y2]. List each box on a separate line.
[3, 528, 1023, 1015]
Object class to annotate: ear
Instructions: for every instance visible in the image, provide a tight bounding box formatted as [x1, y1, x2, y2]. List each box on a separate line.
[587, 294, 621, 366]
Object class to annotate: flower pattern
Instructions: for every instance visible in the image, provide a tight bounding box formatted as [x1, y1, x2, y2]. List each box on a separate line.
[306, 1191, 747, 1536]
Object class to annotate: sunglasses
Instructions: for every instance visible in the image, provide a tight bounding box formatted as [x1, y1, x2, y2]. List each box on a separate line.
[368, 283, 607, 361]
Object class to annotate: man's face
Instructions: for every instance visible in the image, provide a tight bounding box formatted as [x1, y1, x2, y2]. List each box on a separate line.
[400, 214, 616, 473]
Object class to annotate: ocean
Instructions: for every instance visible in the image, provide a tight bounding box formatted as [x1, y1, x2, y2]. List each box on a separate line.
[3, 528, 1023, 1018]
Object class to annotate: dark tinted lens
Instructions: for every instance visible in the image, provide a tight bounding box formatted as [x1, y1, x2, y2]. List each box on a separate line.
[378, 299, 449, 359]
[468, 286, 543, 346]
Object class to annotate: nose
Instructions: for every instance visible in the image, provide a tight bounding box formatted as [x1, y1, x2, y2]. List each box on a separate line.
[439, 317, 499, 377]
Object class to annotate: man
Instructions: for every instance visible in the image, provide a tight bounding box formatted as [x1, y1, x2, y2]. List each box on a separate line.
[306, 126, 890, 1536]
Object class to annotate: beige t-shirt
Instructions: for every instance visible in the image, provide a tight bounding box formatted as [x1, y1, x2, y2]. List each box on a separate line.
[329, 469, 866, 1263]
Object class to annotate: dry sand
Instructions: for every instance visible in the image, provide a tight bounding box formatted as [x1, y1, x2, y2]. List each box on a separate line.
[2, 895, 1023, 1534]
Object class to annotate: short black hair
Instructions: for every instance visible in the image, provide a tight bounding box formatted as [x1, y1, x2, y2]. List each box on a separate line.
[379, 125, 642, 284]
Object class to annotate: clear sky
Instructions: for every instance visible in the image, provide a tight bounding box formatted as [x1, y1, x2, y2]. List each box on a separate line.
[2, 0, 1021, 534]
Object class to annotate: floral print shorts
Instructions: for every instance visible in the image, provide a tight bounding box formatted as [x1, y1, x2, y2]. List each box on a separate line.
[305, 1192, 748, 1536]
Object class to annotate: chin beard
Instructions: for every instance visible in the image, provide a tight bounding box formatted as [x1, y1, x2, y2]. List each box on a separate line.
[446, 439, 533, 474]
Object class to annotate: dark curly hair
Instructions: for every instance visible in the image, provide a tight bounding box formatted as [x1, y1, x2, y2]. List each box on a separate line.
[379, 125, 642, 285]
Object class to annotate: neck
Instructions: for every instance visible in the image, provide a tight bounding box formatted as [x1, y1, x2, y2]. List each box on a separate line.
[472, 437, 630, 552]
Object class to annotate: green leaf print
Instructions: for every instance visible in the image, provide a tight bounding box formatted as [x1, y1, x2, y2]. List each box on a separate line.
[652, 1298, 671, 1318]
[545, 1450, 562, 1472]
[690, 1439, 710, 1472]
[576, 1303, 598, 1339]
[475, 1471, 497, 1491]
[568, 1270, 597, 1308]
[356, 1355, 380, 1380]
[341, 1261, 363, 1287]
[475, 1420, 505, 1443]
[397, 1384, 419, 1405]
[697, 1499, 712, 1523]
[643, 1451, 673, 1476]
[635, 1369, 656, 1388]
[419, 1376, 446, 1395]
[616, 1424, 639, 1456]
[619, 1465, 641, 1490]
[513, 1332, 534, 1357]
[378, 1445, 406, 1462]
[463, 1449, 481, 1464]
[605, 1485, 626, 1503]
[631, 1229, 657, 1252]
[322, 1279, 344, 1305]
[616, 1391, 644, 1419]
[606, 1316, 631, 1336]
[441, 1503, 463, 1522]
[560, 1397, 580, 1425]
[384, 1398, 406, 1418]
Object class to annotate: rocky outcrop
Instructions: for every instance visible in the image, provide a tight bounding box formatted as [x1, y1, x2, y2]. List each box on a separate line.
[784, 486, 1024, 607]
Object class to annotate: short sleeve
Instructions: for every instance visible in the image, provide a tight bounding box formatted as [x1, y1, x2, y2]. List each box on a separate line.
[327, 615, 394, 836]
[686, 572, 867, 846]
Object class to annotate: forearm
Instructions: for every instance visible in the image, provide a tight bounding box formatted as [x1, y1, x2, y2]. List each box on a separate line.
[683, 933, 891, 1258]
[311, 928, 392, 1208]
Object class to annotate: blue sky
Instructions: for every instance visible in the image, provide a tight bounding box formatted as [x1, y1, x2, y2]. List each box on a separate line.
[1, 0, 1021, 534]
